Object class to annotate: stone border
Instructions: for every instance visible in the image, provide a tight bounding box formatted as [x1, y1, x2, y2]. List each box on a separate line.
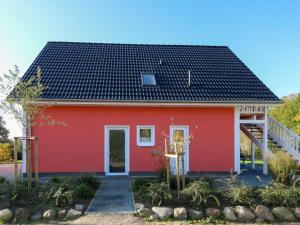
[134, 204, 300, 223]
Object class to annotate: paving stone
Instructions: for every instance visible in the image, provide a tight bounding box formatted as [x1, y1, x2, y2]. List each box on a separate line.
[87, 177, 134, 213]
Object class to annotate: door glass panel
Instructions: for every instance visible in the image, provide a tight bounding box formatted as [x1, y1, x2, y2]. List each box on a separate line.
[109, 129, 125, 173]
[173, 130, 184, 142]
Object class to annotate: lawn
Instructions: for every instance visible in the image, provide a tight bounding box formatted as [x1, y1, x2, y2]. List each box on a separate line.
[0, 160, 22, 164]
[242, 160, 263, 166]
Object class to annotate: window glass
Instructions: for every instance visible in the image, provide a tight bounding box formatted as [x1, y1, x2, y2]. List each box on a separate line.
[142, 73, 156, 85]
[140, 129, 152, 142]
[137, 126, 155, 146]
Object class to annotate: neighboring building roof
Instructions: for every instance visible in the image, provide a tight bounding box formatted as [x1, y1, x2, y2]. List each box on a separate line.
[22, 41, 280, 104]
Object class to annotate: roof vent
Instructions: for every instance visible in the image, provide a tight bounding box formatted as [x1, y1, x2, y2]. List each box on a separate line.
[188, 70, 191, 87]
[159, 59, 162, 65]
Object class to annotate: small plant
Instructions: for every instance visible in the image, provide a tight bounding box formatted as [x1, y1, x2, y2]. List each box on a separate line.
[74, 183, 94, 199]
[258, 183, 300, 207]
[181, 179, 220, 210]
[0, 177, 10, 201]
[225, 183, 255, 206]
[132, 178, 150, 192]
[10, 180, 29, 201]
[268, 151, 298, 184]
[79, 173, 99, 189]
[147, 182, 172, 206]
[48, 185, 74, 206]
[50, 177, 61, 184]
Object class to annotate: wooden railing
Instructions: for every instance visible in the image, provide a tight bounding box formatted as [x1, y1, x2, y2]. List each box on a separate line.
[240, 106, 266, 115]
[268, 116, 300, 160]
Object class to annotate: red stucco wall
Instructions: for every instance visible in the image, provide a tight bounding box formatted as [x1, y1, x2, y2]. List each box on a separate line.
[31, 106, 234, 173]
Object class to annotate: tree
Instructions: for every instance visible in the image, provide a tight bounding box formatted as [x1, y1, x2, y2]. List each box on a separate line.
[0, 65, 64, 190]
[0, 116, 9, 143]
[269, 93, 300, 135]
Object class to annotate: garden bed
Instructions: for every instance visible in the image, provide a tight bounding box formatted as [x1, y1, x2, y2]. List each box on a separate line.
[0, 173, 100, 223]
[132, 174, 300, 223]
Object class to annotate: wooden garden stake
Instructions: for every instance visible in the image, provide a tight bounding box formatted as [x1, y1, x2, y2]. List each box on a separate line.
[181, 153, 185, 189]
[14, 137, 18, 181]
[34, 138, 39, 191]
[27, 139, 32, 192]
[165, 138, 170, 190]
[175, 143, 180, 199]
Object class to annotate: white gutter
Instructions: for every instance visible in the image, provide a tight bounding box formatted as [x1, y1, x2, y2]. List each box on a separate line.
[31, 100, 280, 107]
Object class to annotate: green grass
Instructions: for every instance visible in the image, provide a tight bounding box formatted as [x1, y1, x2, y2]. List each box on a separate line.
[242, 160, 263, 166]
[0, 160, 22, 164]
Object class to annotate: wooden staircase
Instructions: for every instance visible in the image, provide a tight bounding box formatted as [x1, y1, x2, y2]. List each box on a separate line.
[242, 116, 300, 162]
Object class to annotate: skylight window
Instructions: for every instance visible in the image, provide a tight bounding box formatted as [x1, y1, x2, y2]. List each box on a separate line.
[141, 73, 156, 86]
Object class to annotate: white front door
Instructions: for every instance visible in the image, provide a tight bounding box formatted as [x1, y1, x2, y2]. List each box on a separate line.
[104, 126, 129, 175]
[170, 126, 189, 175]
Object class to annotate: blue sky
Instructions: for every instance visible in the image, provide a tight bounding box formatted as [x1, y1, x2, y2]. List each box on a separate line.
[0, 0, 300, 137]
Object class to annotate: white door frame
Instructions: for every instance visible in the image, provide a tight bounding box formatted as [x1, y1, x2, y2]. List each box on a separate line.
[104, 125, 130, 176]
[170, 125, 189, 174]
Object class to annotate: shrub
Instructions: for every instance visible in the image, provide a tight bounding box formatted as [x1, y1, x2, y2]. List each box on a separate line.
[0, 177, 10, 201]
[74, 183, 94, 199]
[50, 177, 61, 184]
[259, 183, 300, 207]
[268, 151, 298, 184]
[10, 180, 29, 201]
[79, 173, 99, 189]
[48, 185, 74, 206]
[147, 182, 172, 206]
[132, 178, 149, 192]
[0, 143, 12, 162]
[181, 179, 220, 210]
[225, 184, 255, 206]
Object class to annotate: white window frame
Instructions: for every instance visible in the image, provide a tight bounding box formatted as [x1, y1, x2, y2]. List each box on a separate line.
[137, 125, 155, 146]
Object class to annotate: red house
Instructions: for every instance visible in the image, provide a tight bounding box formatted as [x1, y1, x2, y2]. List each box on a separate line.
[21, 42, 280, 176]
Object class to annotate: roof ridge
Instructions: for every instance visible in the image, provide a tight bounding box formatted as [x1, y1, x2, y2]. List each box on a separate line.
[47, 41, 229, 48]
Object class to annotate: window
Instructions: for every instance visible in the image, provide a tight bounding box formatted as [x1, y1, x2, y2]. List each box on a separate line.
[137, 126, 155, 146]
[141, 73, 156, 85]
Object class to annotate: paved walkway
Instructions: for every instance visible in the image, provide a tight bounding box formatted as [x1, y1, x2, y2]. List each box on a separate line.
[87, 177, 134, 213]
[238, 164, 273, 187]
[0, 163, 21, 181]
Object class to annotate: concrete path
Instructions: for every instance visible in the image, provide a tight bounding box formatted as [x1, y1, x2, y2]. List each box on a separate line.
[87, 177, 134, 213]
[0, 163, 21, 181]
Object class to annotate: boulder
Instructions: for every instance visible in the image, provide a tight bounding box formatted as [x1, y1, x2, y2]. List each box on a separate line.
[15, 208, 31, 222]
[43, 209, 56, 220]
[223, 207, 237, 221]
[152, 207, 173, 220]
[75, 204, 85, 211]
[173, 207, 187, 220]
[272, 207, 296, 222]
[187, 208, 204, 219]
[134, 203, 145, 211]
[137, 207, 153, 217]
[58, 209, 67, 219]
[31, 211, 42, 221]
[65, 209, 82, 220]
[0, 208, 13, 223]
[254, 205, 274, 222]
[235, 206, 255, 222]
[294, 208, 300, 219]
[206, 208, 221, 217]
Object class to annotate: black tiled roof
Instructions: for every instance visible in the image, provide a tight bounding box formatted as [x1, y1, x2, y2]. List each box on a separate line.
[22, 41, 280, 103]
